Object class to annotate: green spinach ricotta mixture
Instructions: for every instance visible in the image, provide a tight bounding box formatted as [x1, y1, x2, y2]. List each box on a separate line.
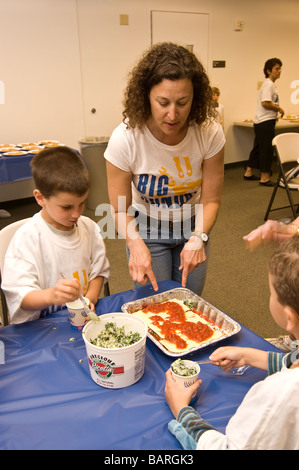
[171, 358, 197, 376]
[90, 322, 141, 348]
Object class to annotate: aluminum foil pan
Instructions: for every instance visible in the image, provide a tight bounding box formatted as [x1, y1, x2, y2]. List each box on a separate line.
[121, 287, 241, 357]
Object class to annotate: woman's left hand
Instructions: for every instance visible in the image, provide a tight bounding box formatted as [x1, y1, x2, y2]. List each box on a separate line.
[179, 237, 207, 287]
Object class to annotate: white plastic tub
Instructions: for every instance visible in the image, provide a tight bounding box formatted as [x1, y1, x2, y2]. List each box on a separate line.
[82, 312, 147, 389]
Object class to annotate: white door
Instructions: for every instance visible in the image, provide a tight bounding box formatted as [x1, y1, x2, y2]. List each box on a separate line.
[151, 10, 209, 70]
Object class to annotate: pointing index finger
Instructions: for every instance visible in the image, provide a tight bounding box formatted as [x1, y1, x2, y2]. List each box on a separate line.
[146, 269, 159, 291]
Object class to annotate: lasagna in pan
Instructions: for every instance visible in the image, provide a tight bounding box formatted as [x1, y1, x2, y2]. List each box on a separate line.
[131, 298, 224, 354]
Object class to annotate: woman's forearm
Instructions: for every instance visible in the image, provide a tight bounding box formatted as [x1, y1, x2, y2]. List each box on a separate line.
[194, 201, 221, 235]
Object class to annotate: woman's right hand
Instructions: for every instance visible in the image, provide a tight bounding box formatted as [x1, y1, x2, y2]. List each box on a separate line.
[127, 238, 158, 291]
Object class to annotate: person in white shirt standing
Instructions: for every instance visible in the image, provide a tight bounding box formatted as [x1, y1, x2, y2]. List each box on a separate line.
[244, 58, 284, 186]
[104, 42, 225, 296]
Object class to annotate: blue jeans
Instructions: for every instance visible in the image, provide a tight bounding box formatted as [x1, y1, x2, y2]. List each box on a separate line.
[126, 215, 210, 296]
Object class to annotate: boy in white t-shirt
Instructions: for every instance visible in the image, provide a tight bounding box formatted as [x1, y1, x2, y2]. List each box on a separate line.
[2, 146, 110, 323]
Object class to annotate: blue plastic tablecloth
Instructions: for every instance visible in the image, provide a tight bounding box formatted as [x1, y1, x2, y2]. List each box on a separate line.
[0, 280, 279, 450]
[0, 153, 34, 184]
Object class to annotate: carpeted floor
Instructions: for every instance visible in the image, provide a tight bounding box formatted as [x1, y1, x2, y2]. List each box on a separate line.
[1, 163, 297, 338]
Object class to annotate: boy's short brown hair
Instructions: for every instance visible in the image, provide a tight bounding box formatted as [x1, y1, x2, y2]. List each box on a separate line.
[268, 235, 299, 314]
[31, 146, 89, 198]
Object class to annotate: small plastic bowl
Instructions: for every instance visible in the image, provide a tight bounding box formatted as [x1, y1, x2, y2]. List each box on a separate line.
[170, 359, 200, 389]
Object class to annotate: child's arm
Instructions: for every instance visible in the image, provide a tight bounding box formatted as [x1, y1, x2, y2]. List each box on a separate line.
[21, 278, 80, 311]
[243, 217, 299, 250]
[85, 276, 104, 308]
[209, 346, 268, 371]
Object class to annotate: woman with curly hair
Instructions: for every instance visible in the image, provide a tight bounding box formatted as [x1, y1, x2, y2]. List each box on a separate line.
[104, 42, 225, 294]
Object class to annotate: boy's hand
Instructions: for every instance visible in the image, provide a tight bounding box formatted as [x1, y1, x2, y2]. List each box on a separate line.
[85, 300, 96, 312]
[165, 369, 202, 419]
[52, 278, 80, 305]
[209, 347, 246, 372]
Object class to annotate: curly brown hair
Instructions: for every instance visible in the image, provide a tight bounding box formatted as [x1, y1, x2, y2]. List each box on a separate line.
[122, 42, 215, 129]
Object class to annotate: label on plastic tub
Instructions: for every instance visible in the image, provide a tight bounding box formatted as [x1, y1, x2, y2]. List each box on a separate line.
[88, 354, 124, 379]
[86, 343, 145, 388]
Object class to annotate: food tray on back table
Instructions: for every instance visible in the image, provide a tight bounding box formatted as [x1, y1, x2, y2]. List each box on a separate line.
[121, 288, 241, 357]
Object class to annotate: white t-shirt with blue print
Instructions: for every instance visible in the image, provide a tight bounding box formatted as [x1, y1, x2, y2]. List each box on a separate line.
[104, 119, 225, 221]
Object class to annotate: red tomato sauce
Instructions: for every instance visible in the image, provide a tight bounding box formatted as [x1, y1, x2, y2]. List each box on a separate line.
[149, 315, 164, 326]
[164, 333, 187, 349]
[180, 321, 213, 343]
[143, 301, 213, 349]
[192, 308, 220, 330]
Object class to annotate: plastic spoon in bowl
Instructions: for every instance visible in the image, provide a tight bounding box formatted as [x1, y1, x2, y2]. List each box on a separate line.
[78, 295, 100, 322]
[60, 272, 100, 322]
[195, 359, 249, 375]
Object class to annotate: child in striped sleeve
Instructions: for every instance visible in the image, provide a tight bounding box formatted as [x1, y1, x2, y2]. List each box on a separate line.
[165, 235, 299, 450]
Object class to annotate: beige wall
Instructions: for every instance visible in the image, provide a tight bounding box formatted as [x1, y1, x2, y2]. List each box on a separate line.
[1, 0, 299, 163]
